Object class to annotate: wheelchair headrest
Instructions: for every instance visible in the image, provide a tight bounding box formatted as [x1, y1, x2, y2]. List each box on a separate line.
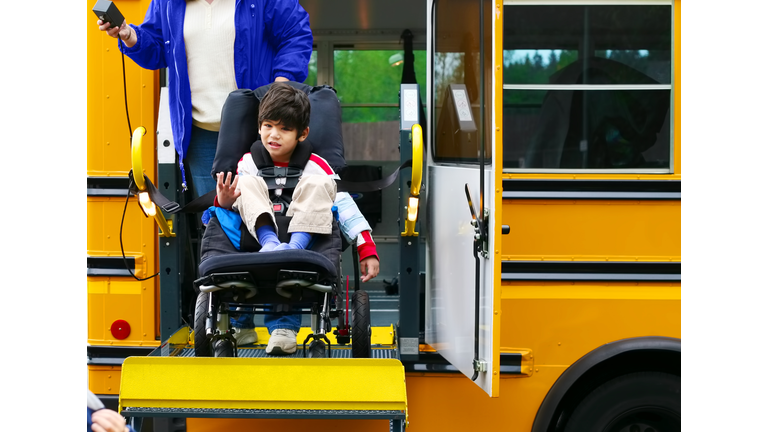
[211, 82, 346, 179]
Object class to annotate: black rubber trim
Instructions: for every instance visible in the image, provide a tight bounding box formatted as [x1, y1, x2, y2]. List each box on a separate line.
[94, 394, 120, 412]
[121, 407, 406, 420]
[502, 179, 681, 200]
[88, 256, 135, 277]
[88, 345, 155, 365]
[87, 176, 130, 197]
[501, 261, 681, 282]
[403, 351, 524, 374]
[531, 336, 681, 432]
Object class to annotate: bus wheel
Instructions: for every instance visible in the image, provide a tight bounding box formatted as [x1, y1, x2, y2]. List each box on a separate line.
[193, 292, 211, 357]
[351, 290, 372, 358]
[564, 372, 680, 432]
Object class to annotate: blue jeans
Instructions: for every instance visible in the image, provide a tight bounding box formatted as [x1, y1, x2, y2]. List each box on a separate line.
[186, 126, 218, 199]
[231, 307, 301, 333]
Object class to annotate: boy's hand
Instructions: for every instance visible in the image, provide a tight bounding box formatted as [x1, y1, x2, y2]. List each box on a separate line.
[216, 172, 240, 209]
[360, 256, 380, 282]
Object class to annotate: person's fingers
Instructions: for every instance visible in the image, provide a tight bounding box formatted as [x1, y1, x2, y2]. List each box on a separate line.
[225, 171, 232, 186]
[231, 173, 239, 188]
[92, 410, 127, 432]
[360, 262, 372, 282]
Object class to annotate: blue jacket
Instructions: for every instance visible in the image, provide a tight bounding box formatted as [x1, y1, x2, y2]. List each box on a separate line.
[120, 0, 313, 187]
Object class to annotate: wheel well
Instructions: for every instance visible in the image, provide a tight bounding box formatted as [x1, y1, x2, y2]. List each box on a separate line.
[548, 348, 680, 432]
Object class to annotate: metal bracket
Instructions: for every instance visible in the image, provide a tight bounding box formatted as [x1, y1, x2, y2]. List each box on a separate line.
[473, 359, 487, 373]
[481, 208, 489, 258]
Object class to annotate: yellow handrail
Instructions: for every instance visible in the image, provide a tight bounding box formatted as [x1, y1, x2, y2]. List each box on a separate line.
[131, 127, 146, 191]
[130, 126, 175, 237]
[401, 124, 423, 237]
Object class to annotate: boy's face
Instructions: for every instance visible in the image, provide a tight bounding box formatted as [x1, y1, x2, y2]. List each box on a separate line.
[259, 120, 309, 163]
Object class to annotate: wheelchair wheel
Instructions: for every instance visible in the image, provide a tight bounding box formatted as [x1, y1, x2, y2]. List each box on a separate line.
[194, 292, 212, 357]
[351, 290, 372, 358]
[307, 339, 326, 358]
[213, 339, 235, 358]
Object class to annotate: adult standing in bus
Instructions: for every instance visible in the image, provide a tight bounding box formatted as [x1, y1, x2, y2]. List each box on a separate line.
[96, 0, 313, 199]
[97, 0, 313, 346]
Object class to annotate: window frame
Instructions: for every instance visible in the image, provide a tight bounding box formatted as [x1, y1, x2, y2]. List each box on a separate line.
[501, 0, 676, 174]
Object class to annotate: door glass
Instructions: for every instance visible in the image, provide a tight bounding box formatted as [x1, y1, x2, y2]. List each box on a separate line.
[334, 49, 427, 162]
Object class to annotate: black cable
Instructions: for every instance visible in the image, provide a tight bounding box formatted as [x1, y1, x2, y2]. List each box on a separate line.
[118, 37, 133, 139]
[120, 190, 160, 281]
[116, 32, 150, 281]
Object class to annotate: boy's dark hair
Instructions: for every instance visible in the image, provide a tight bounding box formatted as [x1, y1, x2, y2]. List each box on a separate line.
[258, 82, 311, 132]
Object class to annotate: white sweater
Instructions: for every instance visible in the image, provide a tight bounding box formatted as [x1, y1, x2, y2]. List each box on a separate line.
[184, 0, 238, 131]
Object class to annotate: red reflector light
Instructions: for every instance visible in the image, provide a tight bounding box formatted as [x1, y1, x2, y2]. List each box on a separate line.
[110, 319, 131, 340]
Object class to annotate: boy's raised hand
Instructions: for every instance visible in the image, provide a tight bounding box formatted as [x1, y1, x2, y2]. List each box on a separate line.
[216, 172, 240, 209]
[360, 256, 380, 282]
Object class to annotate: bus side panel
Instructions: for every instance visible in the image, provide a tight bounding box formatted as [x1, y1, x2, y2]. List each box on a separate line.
[500, 199, 680, 261]
[87, 198, 158, 346]
[88, 365, 122, 396]
[500, 283, 681, 367]
[87, 0, 160, 352]
[186, 372, 565, 432]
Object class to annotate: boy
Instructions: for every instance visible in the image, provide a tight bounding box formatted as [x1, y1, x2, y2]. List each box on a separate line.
[214, 83, 379, 355]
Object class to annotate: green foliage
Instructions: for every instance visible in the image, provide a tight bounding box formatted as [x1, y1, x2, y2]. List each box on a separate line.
[333, 50, 428, 123]
[303, 51, 317, 86]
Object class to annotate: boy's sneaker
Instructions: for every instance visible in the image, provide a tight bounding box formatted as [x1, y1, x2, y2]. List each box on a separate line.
[233, 327, 258, 346]
[265, 329, 297, 355]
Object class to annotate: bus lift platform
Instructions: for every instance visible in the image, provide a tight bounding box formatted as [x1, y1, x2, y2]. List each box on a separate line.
[118, 325, 408, 431]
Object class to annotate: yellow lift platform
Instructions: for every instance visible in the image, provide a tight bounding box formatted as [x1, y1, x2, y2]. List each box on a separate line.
[118, 326, 409, 431]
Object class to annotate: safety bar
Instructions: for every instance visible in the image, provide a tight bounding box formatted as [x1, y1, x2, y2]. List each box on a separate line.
[401, 124, 423, 237]
[130, 127, 174, 237]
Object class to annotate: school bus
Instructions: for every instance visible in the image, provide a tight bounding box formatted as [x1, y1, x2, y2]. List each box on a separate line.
[87, 0, 681, 431]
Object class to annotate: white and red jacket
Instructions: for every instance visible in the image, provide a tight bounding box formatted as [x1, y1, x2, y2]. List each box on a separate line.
[215, 152, 378, 262]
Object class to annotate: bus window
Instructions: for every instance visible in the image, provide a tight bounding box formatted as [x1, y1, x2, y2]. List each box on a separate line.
[303, 49, 318, 86]
[333, 48, 427, 162]
[502, 4, 672, 171]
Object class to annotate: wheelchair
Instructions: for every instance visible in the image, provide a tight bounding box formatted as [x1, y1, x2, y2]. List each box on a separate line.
[191, 82, 372, 359]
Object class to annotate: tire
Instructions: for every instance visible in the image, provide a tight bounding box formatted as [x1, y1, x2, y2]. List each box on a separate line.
[564, 372, 681, 432]
[307, 340, 327, 358]
[213, 339, 235, 357]
[350, 290, 372, 358]
[194, 292, 211, 357]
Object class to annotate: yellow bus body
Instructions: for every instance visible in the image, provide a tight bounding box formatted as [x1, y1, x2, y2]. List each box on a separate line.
[86, 0, 681, 430]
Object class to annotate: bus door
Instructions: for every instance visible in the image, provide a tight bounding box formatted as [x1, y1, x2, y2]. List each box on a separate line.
[424, 0, 502, 397]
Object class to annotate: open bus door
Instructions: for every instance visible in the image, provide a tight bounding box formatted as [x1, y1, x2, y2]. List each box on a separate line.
[423, 0, 502, 397]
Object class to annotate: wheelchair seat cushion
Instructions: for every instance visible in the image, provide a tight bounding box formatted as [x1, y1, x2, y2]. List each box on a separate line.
[199, 248, 337, 282]
[199, 212, 341, 284]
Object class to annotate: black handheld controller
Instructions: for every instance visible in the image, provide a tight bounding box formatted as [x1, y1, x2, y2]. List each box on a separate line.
[92, 0, 125, 30]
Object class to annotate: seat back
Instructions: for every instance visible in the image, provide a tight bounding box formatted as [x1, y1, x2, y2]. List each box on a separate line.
[211, 82, 347, 178]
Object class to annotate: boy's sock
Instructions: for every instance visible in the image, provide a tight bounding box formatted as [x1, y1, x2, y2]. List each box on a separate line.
[274, 232, 312, 251]
[256, 225, 281, 252]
